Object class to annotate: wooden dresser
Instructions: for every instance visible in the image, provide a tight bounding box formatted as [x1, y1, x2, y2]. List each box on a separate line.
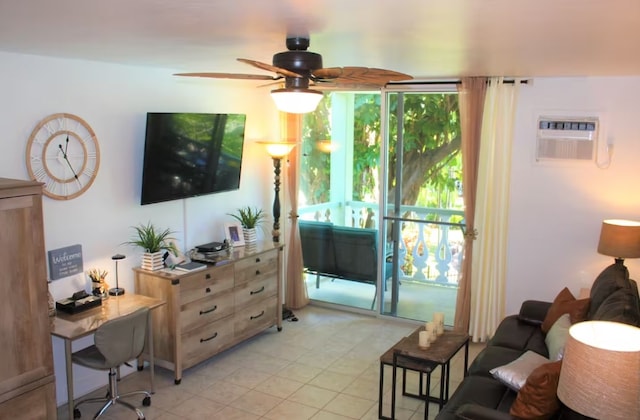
[134, 242, 283, 384]
[0, 178, 56, 419]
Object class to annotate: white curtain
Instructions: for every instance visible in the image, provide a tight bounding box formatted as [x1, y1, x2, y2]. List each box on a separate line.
[469, 77, 521, 342]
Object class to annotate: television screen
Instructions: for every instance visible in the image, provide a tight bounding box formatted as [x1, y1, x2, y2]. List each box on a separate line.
[140, 112, 246, 205]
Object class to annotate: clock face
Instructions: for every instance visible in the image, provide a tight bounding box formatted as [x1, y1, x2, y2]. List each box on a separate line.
[26, 113, 100, 200]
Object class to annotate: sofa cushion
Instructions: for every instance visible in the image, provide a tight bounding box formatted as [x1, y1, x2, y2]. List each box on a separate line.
[544, 314, 571, 361]
[541, 288, 589, 333]
[490, 351, 550, 391]
[488, 315, 548, 355]
[588, 263, 629, 319]
[469, 346, 532, 377]
[592, 285, 640, 326]
[436, 376, 515, 420]
[510, 361, 562, 419]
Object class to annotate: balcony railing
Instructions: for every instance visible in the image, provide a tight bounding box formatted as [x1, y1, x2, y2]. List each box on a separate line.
[299, 201, 465, 286]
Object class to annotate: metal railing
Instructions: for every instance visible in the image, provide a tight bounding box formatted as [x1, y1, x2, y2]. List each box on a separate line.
[299, 201, 465, 285]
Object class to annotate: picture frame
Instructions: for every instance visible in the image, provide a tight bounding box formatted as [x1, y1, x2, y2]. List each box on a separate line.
[224, 222, 245, 246]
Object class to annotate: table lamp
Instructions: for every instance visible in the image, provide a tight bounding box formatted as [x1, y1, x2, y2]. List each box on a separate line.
[597, 219, 640, 266]
[108, 254, 126, 296]
[557, 321, 640, 419]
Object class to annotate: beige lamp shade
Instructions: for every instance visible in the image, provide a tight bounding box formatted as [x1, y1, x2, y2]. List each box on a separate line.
[258, 141, 297, 159]
[597, 219, 640, 259]
[557, 321, 640, 419]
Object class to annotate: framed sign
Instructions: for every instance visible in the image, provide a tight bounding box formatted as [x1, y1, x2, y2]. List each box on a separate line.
[48, 244, 83, 280]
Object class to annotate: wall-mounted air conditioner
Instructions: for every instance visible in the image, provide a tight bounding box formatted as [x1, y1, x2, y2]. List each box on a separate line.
[536, 116, 599, 161]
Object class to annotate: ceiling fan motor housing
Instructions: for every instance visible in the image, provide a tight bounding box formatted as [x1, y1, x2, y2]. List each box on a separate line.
[273, 50, 322, 73]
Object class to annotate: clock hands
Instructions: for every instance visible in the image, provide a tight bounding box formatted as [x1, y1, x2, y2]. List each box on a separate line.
[58, 140, 80, 182]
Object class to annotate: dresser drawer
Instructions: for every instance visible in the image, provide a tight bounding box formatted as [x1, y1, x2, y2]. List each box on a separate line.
[179, 264, 234, 305]
[234, 249, 279, 285]
[234, 276, 277, 308]
[180, 289, 234, 331]
[181, 316, 233, 368]
[233, 296, 278, 338]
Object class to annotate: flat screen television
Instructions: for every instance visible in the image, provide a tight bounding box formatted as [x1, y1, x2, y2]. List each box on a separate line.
[140, 112, 246, 205]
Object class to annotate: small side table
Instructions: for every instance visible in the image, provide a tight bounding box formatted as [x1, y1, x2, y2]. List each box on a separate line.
[378, 328, 469, 420]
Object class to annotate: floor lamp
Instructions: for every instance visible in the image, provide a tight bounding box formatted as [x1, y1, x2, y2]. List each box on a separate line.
[108, 253, 126, 296]
[259, 141, 297, 242]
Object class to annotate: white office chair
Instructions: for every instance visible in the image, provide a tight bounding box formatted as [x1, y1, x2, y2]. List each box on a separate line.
[72, 307, 151, 419]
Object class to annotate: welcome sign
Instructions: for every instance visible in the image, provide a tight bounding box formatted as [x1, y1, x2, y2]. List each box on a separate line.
[48, 244, 83, 280]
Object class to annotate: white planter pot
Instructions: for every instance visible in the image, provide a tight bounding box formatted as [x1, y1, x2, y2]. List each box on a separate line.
[141, 251, 164, 271]
[243, 227, 258, 245]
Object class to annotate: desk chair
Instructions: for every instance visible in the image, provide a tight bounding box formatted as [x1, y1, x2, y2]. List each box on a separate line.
[72, 307, 151, 419]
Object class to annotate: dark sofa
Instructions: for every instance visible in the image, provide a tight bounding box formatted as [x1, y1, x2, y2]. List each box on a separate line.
[435, 263, 640, 420]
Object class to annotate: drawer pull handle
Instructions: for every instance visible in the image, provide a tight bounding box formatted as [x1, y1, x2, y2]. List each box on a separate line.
[255, 257, 261, 263]
[206, 274, 211, 279]
[250, 286, 265, 295]
[205, 287, 211, 293]
[200, 305, 218, 315]
[200, 332, 218, 343]
[255, 270, 261, 275]
[250, 311, 265, 320]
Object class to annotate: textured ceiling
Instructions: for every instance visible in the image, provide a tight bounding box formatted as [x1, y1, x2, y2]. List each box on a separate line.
[1, 0, 640, 79]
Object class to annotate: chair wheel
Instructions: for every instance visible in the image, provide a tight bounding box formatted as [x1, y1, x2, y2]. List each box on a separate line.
[143, 396, 151, 406]
[73, 408, 81, 418]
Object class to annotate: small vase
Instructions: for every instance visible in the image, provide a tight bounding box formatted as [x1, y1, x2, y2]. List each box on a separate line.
[243, 227, 258, 245]
[141, 251, 164, 271]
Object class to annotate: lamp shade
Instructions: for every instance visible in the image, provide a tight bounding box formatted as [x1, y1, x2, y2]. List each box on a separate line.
[270, 88, 323, 114]
[597, 219, 640, 259]
[557, 321, 640, 419]
[258, 141, 297, 159]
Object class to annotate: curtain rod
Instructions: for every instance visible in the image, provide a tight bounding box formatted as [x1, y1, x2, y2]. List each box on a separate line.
[389, 78, 530, 86]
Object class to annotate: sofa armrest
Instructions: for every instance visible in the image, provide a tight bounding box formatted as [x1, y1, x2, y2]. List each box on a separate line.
[518, 300, 551, 325]
[455, 404, 516, 420]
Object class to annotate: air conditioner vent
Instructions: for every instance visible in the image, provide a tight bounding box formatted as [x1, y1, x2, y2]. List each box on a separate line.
[536, 116, 599, 161]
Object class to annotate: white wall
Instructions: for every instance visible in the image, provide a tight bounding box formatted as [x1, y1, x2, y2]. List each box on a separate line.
[507, 77, 640, 314]
[0, 51, 279, 405]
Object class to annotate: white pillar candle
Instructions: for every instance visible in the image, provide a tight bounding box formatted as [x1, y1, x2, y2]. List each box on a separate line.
[430, 328, 438, 342]
[419, 330, 430, 348]
[425, 321, 435, 333]
[434, 312, 445, 335]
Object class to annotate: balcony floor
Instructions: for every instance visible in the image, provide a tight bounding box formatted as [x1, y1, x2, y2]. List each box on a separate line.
[306, 275, 459, 325]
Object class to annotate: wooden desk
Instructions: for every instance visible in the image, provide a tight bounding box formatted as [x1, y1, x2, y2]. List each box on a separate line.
[50, 293, 165, 420]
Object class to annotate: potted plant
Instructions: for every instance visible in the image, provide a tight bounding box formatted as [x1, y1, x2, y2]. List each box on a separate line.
[124, 222, 178, 271]
[228, 206, 265, 245]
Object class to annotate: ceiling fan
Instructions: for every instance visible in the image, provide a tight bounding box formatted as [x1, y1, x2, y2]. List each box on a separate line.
[175, 36, 413, 113]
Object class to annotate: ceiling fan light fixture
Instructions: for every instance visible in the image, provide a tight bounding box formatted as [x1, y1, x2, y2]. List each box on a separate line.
[270, 88, 323, 114]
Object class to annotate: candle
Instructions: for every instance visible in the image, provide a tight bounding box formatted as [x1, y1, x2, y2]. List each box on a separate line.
[430, 328, 438, 342]
[425, 321, 435, 333]
[434, 312, 445, 335]
[419, 330, 430, 348]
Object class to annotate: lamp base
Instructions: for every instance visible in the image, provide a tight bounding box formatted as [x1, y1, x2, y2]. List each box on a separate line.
[108, 287, 125, 296]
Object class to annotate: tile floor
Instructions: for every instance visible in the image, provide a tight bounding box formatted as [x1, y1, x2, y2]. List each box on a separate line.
[57, 305, 484, 420]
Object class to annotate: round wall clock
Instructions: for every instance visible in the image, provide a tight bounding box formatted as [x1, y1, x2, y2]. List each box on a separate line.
[26, 113, 101, 200]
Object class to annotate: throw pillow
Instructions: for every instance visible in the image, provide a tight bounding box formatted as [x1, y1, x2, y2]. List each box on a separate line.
[489, 350, 550, 391]
[541, 287, 589, 333]
[510, 360, 562, 419]
[544, 313, 571, 361]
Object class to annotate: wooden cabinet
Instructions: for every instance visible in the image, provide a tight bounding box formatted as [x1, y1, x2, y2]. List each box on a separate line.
[0, 178, 56, 419]
[134, 242, 283, 384]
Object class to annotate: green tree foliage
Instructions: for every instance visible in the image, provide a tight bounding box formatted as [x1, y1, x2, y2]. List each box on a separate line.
[301, 91, 461, 210]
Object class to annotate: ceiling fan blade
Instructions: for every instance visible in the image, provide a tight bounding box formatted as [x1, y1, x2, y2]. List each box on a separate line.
[237, 58, 303, 78]
[312, 67, 413, 86]
[174, 72, 279, 81]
